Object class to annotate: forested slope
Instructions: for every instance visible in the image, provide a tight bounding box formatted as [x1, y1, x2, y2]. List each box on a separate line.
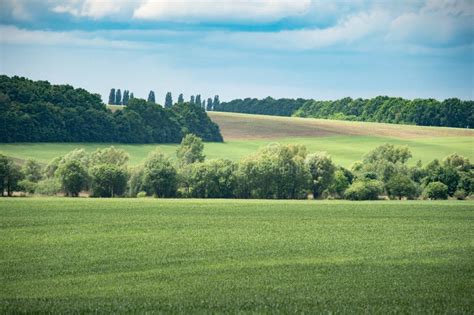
[0, 75, 222, 143]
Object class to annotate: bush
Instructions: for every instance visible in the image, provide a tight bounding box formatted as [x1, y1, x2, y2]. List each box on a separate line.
[143, 150, 178, 198]
[90, 164, 128, 197]
[344, 180, 383, 200]
[422, 181, 448, 200]
[35, 178, 62, 196]
[56, 160, 88, 197]
[385, 174, 419, 200]
[453, 189, 466, 200]
[136, 191, 147, 198]
[18, 179, 37, 194]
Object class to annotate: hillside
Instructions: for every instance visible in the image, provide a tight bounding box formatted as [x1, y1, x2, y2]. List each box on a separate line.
[1, 112, 472, 167]
[208, 111, 474, 140]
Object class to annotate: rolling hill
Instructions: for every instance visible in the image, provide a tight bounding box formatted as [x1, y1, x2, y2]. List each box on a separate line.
[1, 112, 473, 167]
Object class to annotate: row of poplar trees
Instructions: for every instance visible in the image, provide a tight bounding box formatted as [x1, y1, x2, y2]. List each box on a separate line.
[109, 88, 219, 110]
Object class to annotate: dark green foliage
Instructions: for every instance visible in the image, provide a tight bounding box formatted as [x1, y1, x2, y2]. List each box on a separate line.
[90, 164, 128, 197]
[56, 160, 88, 197]
[122, 90, 130, 105]
[423, 160, 460, 196]
[171, 103, 223, 142]
[0, 154, 23, 196]
[294, 97, 474, 128]
[130, 92, 134, 100]
[147, 90, 155, 103]
[305, 152, 336, 198]
[215, 96, 306, 116]
[178, 93, 184, 104]
[195, 95, 202, 107]
[386, 174, 419, 200]
[423, 181, 448, 200]
[206, 98, 213, 111]
[165, 92, 173, 109]
[330, 169, 351, 198]
[190, 95, 195, 104]
[213, 95, 220, 108]
[344, 179, 383, 200]
[108, 88, 116, 105]
[115, 89, 122, 105]
[0, 76, 223, 143]
[216, 95, 473, 128]
[235, 144, 310, 199]
[143, 151, 178, 197]
[184, 159, 237, 198]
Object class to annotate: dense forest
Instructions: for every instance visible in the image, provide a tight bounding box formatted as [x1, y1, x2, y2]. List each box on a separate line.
[213, 97, 307, 116]
[0, 75, 222, 143]
[214, 96, 474, 128]
[1, 137, 472, 200]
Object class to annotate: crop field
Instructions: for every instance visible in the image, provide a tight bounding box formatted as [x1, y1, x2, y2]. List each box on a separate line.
[1, 198, 473, 313]
[1, 112, 473, 167]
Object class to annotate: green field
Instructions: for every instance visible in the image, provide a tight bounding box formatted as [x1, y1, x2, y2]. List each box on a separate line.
[1, 198, 473, 313]
[1, 112, 473, 167]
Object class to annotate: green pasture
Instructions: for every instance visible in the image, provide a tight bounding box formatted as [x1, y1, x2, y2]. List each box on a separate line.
[1, 198, 473, 313]
[0, 135, 472, 167]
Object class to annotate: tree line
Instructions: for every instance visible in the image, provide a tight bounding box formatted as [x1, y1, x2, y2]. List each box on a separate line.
[214, 96, 474, 128]
[1, 136, 472, 200]
[0, 75, 223, 143]
[110, 88, 221, 111]
[213, 97, 306, 116]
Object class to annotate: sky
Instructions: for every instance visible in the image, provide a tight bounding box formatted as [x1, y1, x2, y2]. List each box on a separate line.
[0, 0, 473, 103]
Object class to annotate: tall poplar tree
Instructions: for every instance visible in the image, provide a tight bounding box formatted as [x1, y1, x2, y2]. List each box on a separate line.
[178, 93, 184, 104]
[206, 98, 213, 111]
[195, 95, 202, 107]
[147, 90, 156, 103]
[165, 92, 173, 108]
[190, 95, 195, 105]
[213, 95, 220, 107]
[122, 90, 129, 105]
[115, 89, 122, 105]
[108, 88, 116, 104]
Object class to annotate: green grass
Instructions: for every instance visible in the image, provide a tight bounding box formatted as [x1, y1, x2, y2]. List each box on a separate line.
[1, 198, 473, 313]
[0, 135, 472, 167]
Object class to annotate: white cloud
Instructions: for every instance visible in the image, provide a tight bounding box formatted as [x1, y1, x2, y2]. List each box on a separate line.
[204, 10, 391, 50]
[0, 25, 151, 49]
[133, 0, 311, 22]
[387, 0, 474, 46]
[51, 0, 126, 19]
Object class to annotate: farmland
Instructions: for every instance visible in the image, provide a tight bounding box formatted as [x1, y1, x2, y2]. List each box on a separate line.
[1, 112, 473, 167]
[1, 198, 473, 313]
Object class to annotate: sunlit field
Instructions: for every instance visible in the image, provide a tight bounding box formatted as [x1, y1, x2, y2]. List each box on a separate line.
[1, 112, 473, 167]
[1, 198, 472, 313]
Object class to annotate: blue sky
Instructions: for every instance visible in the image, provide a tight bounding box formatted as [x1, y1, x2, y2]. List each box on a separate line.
[0, 0, 473, 103]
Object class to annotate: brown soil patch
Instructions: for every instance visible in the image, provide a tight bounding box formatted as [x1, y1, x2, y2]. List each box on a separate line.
[209, 112, 474, 140]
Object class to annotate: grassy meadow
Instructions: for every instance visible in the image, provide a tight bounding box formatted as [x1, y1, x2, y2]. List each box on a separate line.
[1, 198, 473, 313]
[1, 112, 473, 167]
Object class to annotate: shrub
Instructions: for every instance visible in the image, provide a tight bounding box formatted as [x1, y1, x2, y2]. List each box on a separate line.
[90, 164, 128, 197]
[330, 169, 350, 198]
[143, 150, 178, 198]
[56, 160, 88, 197]
[35, 178, 62, 196]
[18, 179, 37, 194]
[344, 180, 383, 200]
[136, 191, 147, 198]
[385, 174, 419, 200]
[422, 181, 448, 200]
[453, 189, 466, 200]
[305, 152, 336, 198]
